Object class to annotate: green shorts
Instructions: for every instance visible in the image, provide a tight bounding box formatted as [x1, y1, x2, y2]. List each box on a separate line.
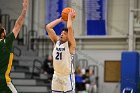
[0, 79, 12, 93]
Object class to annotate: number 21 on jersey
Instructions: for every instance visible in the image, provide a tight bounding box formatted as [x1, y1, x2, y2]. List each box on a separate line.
[55, 52, 62, 60]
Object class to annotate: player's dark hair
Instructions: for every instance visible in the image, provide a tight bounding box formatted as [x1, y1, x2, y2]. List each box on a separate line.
[0, 28, 4, 34]
[0, 25, 4, 35]
[61, 28, 68, 33]
[0, 24, 5, 39]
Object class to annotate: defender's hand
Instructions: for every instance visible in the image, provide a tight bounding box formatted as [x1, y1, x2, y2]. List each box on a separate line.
[23, 0, 28, 10]
[68, 9, 76, 21]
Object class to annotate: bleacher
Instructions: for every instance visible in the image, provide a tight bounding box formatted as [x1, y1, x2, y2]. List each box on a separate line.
[12, 43, 52, 93]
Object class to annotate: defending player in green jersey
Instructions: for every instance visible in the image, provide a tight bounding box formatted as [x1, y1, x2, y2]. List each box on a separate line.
[0, 0, 28, 92]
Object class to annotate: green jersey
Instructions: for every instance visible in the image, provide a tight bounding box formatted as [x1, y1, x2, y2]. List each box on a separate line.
[0, 32, 15, 85]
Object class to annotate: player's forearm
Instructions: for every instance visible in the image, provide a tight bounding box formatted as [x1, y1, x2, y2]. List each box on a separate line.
[46, 18, 62, 29]
[15, 9, 27, 28]
[13, 0, 28, 38]
[67, 14, 76, 49]
[67, 14, 74, 41]
[16, 0, 28, 26]
[67, 15, 72, 29]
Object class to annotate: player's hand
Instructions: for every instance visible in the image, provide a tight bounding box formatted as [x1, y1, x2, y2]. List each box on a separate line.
[68, 9, 76, 21]
[23, 0, 28, 10]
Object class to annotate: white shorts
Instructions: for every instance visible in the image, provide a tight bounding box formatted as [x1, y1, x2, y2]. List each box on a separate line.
[52, 73, 75, 92]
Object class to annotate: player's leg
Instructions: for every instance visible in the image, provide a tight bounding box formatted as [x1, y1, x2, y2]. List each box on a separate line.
[64, 74, 75, 93]
[52, 74, 63, 93]
[7, 82, 18, 93]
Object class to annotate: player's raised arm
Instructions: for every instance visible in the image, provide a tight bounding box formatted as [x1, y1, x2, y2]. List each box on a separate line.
[67, 9, 76, 54]
[45, 18, 62, 44]
[12, 0, 28, 38]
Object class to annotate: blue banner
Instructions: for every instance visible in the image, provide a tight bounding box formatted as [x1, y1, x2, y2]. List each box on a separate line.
[85, 0, 107, 35]
[46, 0, 67, 35]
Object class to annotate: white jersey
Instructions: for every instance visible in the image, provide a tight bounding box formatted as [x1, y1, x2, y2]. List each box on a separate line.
[53, 41, 75, 75]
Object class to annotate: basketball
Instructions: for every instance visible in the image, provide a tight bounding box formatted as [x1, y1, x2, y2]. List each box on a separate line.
[61, 7, 76, 21]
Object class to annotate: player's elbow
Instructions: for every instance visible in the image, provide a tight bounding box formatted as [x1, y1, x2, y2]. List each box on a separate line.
[70, 45, 76, 54]
[71, 43, 76, 49]
[46, 24, 52, 31]
[45, 24, 50, 30]
[73, 44, 76, 49]
[12, 28, 19, 39]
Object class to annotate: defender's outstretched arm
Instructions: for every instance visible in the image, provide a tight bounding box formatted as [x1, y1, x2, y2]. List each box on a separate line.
[12, 0, 28, 38]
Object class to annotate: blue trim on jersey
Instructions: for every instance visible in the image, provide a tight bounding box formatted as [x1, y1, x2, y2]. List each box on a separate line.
[71, 58, 72, 74]
[70, 54, 74, 73]
[69, 54, 75, 92]
[63, 75, 73, 92]
[52, 90, 64, 92]
[65, 89, 73, 92]
[70, 74, 73, 90]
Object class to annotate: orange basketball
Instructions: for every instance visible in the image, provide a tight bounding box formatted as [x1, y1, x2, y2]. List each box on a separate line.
[61, 7, 76, 21]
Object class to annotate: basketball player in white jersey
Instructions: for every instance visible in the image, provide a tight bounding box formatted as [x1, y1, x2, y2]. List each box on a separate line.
[45, 10, 76, 93]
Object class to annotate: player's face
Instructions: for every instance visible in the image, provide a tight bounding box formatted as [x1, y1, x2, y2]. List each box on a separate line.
[0, 28, 6, 39]
[60, 31, 68, 43]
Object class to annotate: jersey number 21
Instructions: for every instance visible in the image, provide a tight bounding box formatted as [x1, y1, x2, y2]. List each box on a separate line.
[56, 52, 62, 60]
